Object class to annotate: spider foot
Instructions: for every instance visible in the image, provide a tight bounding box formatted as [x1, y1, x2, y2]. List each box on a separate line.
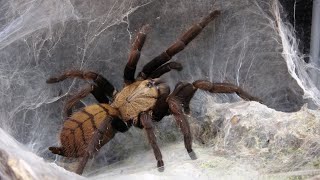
[46, 77, 62, 84]
[188, 150, 197, 160]
[157, 160, 164, 172]
[140, 24, 151, 34]
[49, 146, 64, 156]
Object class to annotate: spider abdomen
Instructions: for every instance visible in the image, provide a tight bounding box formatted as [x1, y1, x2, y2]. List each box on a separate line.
[112, 80, 159, 122]
[55, 104, 119, 157]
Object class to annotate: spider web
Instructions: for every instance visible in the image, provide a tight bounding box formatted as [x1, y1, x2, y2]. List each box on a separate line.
[0, 0, 320, 179]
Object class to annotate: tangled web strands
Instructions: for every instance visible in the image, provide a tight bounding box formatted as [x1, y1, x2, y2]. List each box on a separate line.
[272, 0, 320, 107]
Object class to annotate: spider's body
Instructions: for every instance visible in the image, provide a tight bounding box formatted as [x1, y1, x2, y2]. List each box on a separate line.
[54, 79, 163, 158]
[47, 10, 260, 175]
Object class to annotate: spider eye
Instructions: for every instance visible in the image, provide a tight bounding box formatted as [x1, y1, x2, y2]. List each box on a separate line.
[146, 81, 153, 88]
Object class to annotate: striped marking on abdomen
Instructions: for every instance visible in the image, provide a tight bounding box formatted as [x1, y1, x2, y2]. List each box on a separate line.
[60, 104, 114, 157]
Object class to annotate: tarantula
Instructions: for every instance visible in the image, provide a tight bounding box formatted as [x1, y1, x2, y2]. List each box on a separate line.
[47, 10, 259, 175]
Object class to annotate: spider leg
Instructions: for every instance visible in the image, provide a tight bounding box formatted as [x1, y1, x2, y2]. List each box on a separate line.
[170, 80, 260, 116]
[152, 82, 170, 121]
[148, 62, 183, 79]
[169, 82, 196, 114]
[167, 80, 260, 159]
[193, 80, 261, 102]
[139, 111, 164, 171]
[47, 70, 116, 99]
[63, 85, 91, 118]
[63, 84, 110, 118]
[124, 25, 150, 85]
[75, 116, 116, 175]
[137, 10, 220, 79]
[167, 96, 197, 160]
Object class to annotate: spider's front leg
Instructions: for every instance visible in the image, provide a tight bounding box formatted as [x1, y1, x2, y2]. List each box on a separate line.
[124, 25, 150, 85]
[138, 10, 221, 79]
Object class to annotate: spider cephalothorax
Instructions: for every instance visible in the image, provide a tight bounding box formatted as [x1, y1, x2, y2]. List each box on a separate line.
[112, 79, 164, 122]
[47, 10, 260, 175]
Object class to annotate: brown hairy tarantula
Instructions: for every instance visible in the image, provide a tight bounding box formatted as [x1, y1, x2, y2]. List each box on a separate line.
[47, 10, 259, 174]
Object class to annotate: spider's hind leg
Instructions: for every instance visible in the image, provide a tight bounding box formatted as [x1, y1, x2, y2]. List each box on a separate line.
[111, 117, 130, 133]
[47, 71, 117, 118]
[63, 84, 110, 118]
[49, 146, 65, 156]
[76, 116, 118, 174]
[47, 70, 116, 100]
